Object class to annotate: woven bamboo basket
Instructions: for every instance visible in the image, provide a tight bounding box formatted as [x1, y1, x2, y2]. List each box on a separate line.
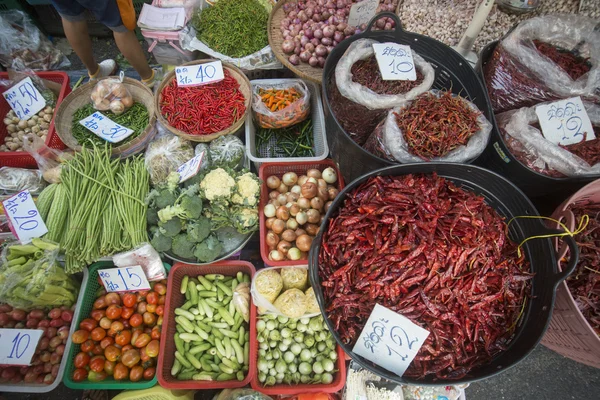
[54, 77, 157, 158]
[155, 59, 251, 143]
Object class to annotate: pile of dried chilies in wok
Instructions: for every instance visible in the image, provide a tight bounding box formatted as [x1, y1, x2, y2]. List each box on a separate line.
[563, 203, 600, 336]
[160, 70, 246, 136]
[318, 174, 533, 379]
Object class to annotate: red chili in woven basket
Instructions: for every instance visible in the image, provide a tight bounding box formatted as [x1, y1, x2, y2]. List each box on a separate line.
[318, 174, 532, 380]
[160, 70, 246, 136]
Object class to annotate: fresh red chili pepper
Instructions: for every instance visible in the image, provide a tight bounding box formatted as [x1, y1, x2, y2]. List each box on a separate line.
[318, 173, 533, 380]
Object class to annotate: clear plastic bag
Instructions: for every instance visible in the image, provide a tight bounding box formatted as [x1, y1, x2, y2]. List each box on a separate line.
[90, 74, 134, 114]
[0, 11, 70, 71]
[209, 135, 246, 170]
[144, 126, 195, 186]
[213, 389, 273, 400]
[484, 14, 600, 113]
[22, 134, 74, 183]
[497, 101, 600, 177]
[252, 79, 311, 129]
[364, 92, 492, 163]
[112, 242, 167, 281]
[0, 167, 46, 194]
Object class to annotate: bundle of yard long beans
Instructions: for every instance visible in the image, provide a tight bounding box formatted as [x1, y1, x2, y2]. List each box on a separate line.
[318, 173, 532, 380]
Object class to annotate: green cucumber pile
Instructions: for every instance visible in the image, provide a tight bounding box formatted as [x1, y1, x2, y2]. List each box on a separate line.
[171, 272, 251, 382]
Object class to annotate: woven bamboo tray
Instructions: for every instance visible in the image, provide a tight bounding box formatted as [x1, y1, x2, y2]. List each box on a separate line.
[155, 59, 251, 143]
[54, 77, 156, 158]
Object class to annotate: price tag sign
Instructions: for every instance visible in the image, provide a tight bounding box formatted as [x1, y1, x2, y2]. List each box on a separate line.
[176, 61, 225, 87]
[352, 304, 430, 377]
[347, 0, 379, 27]
[535, 97, 595, 146]
[1, 190, 48, 244]
[0, 329, 43, 366]
[372, 43, 417, 81]
[79, 112, 135, 143]
[98, 265, 151, 293]
[177, 152, 204, 183]
[2, 77, 46, 121]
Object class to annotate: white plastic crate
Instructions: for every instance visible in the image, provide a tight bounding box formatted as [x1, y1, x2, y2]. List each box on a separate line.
[245, 78, 328, 170]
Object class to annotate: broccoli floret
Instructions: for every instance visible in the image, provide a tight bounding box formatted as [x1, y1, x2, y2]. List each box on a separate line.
[151, 231, 172, 252]
[149, 225, 159, 236]
[205, 201, 230, 231]
[158, 205, 186, 223]
[193, 235, 223, 263]
[147, 208, 159, 225]
[180, 195, 203, 219]
[187, 216, 211, 243]
[231, 207, 259, 234]
[147, 187, 179, 210]
[158, 217, 183, 237]
[232, 172, 260, 206]
[171, 233, 195, 259]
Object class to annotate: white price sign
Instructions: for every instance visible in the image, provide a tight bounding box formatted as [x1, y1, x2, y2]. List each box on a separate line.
[2, 77, 46, 121]
[1, 190, 48, 244]
[175, 61, 225, 87]
[535, 97, 595, 146]
[79, 112, 135, 143]
[0, 329, 44, 366]
[352, 304, 430, 377]
[347, 0, 379, 27]
[372, 43, 417, 81]
[98, 265, 151, 293]
[177, 152, 204, 183]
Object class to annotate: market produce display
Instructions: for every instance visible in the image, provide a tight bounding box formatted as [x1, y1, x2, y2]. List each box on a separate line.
[255, 118, 315, 158]
[0, 304, 74, 385]
[192, 0, 268, 58]
[1, 107, 54, 152]
[170, 272, 251, 382]
[318, 174, 532, 379]
[262, 166, 339, 261]
[160, 71, 247, 137]
[69, 277, 166, 383]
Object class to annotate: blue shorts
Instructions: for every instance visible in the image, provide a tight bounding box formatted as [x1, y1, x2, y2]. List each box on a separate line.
[51, 0, 129, 32]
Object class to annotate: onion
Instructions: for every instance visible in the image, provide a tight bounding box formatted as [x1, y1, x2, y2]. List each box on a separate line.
[309, 56, 319, 67]
[296, 234, 313, 252]
[310, 198, 324, 214]
[294, 46, 302, 56]
[334, 31, 344, 43]
[318, 57, 326, 68]
[323, 25, 335, 38]
[291, 185, 302, 194]
[278, 182, 289, 193]
[277, 240, 292, 255]
[306, 7, 314, 17]
[296, 211, 308, 225]
[304, 28, 314, 39]
[297, 197, 310, 210]
[344, 26, 354, 36]
[267, 176, 281, 189]
[266, 217, 276, 229]
[321, 37, 332, 46]
[272, 219, 286, 234]
[337, 22, 347, 32]
[376, 19, 386, 29]
[282, 40, 295, 54]
[269, 250, 284, 261]
[313, 29, 323, 39]
[282, 18, 291, 27]
[266, 231, 279, 249]
[385, 22, 393, 30]
[305, 43, 315, 53]
[264, 204, 276, 218]
[282, 229, 297, 242]
[300, 35, 310, 46]
[276, 206, 290, 221]
[315, 45, 327, 57]
[287, 248, 302, 261]
[300, 51, 311, 63]
[298, 11, 308, 22]
[282, 172, 298, 186]
[287, 218, 299, 230]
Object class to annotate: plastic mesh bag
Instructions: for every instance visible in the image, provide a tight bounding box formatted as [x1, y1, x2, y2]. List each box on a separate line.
[91, 74, 134, 114]
[252, 79, 311, 129]
[497, 101, 600, 177]
[145, 126, 195, 186]
[364, 91, 492, 163]
[0, 11, 70, 71]
[484, 14, 600, 113]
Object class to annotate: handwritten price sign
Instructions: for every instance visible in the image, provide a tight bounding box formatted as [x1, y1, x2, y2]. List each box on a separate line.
[535, 97, 595, 146]
[373, 43, 417, 81]
[353, 304, 430, 377]
[347, 0, 379, 27]
[79, 112, 135, 143]
[177, 152, 204, 183]
[1, 190, 48, 244]
[0, 329, 43, 366]
[2, 77, 46, 121]
[98, 266, 151, 293]
[176, 61, 225, 87]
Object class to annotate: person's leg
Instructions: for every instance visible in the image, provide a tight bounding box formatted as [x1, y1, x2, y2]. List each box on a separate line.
[61, 18, 98, 74]
[113, 30, 153, 80]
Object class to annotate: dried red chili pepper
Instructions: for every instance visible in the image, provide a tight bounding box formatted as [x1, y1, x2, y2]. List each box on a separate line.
[351, 55, 425, 95]
[533, 40, 591, 81]
[318, 174, 533, 380]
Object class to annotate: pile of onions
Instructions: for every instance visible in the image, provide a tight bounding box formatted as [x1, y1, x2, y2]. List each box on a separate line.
[280, 0, 398, 67]
[90, 80, 133, 116]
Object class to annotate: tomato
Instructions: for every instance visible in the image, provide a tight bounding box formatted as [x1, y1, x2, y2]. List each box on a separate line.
[134, 333, 151, 348]
[144, 327, 152, 335]
[72, 368, 88, 382]
[143, 312, 156, 327]
[129, 314, 143, 328]
[106, 305, 122, 320]
[145, 340, 159, 358]
[108, 321, 124, 337]
[99, 317, 112, 330]
[143, 367, 156, 380]
[146, 292, 158, 305]
[104, 345, 121, 362]
[139, 347, 150, 362]
[92, 344, 104, 356]
[146, 304, 157, 314]
[87, 370, 107, 382]
[81, 339, 95, 353]
[79, 318, 97, 332]
[137, 302, 147, 315]
[121, 344, 133, 352]
[157, 315, 163, 326]
[114, 363, 128, 380]
[121, 307, 134, 319]
[129, 365, 143, 382]
[90, 309, 106, 322]
[100, 336, 114, 349]
[122, 349, 141, 368]
[158, 295, 166, 306]
[155, 305, 164, 316]
[153, 283, 167, 296]
[72, 330, 90, 344]
[116, 330, 132, 346]
[89, 356, 105, 373]
[151, 326, 161, 340]
[141, 357, 155, 370]
[104, 359, 116, 375]
[123, 293, 137, 308]
[74, 352, 90, 369]
[93, 296, 107, 310]
[91, 327, 106, 341]
[121, 319, 131, 330]
[105, 293, 121, 306]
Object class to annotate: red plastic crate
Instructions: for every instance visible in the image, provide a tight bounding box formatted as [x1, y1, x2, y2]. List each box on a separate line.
[157, 261, 257, 390]
[258, 160, 345, 267]
[0, 71, 70, 169]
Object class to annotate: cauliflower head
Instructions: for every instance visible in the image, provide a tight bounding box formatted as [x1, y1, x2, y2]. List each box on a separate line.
[200, 168, 236, 201]
[232, 172, 260, 206]
[232, 207, 259, 234]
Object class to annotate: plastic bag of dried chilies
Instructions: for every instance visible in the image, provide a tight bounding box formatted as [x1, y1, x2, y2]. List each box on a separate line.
[328, 38, 435, 146]
[484, 14, 600, 114]
[364, 90, 492, 162]
[497, 101, 600, 177]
